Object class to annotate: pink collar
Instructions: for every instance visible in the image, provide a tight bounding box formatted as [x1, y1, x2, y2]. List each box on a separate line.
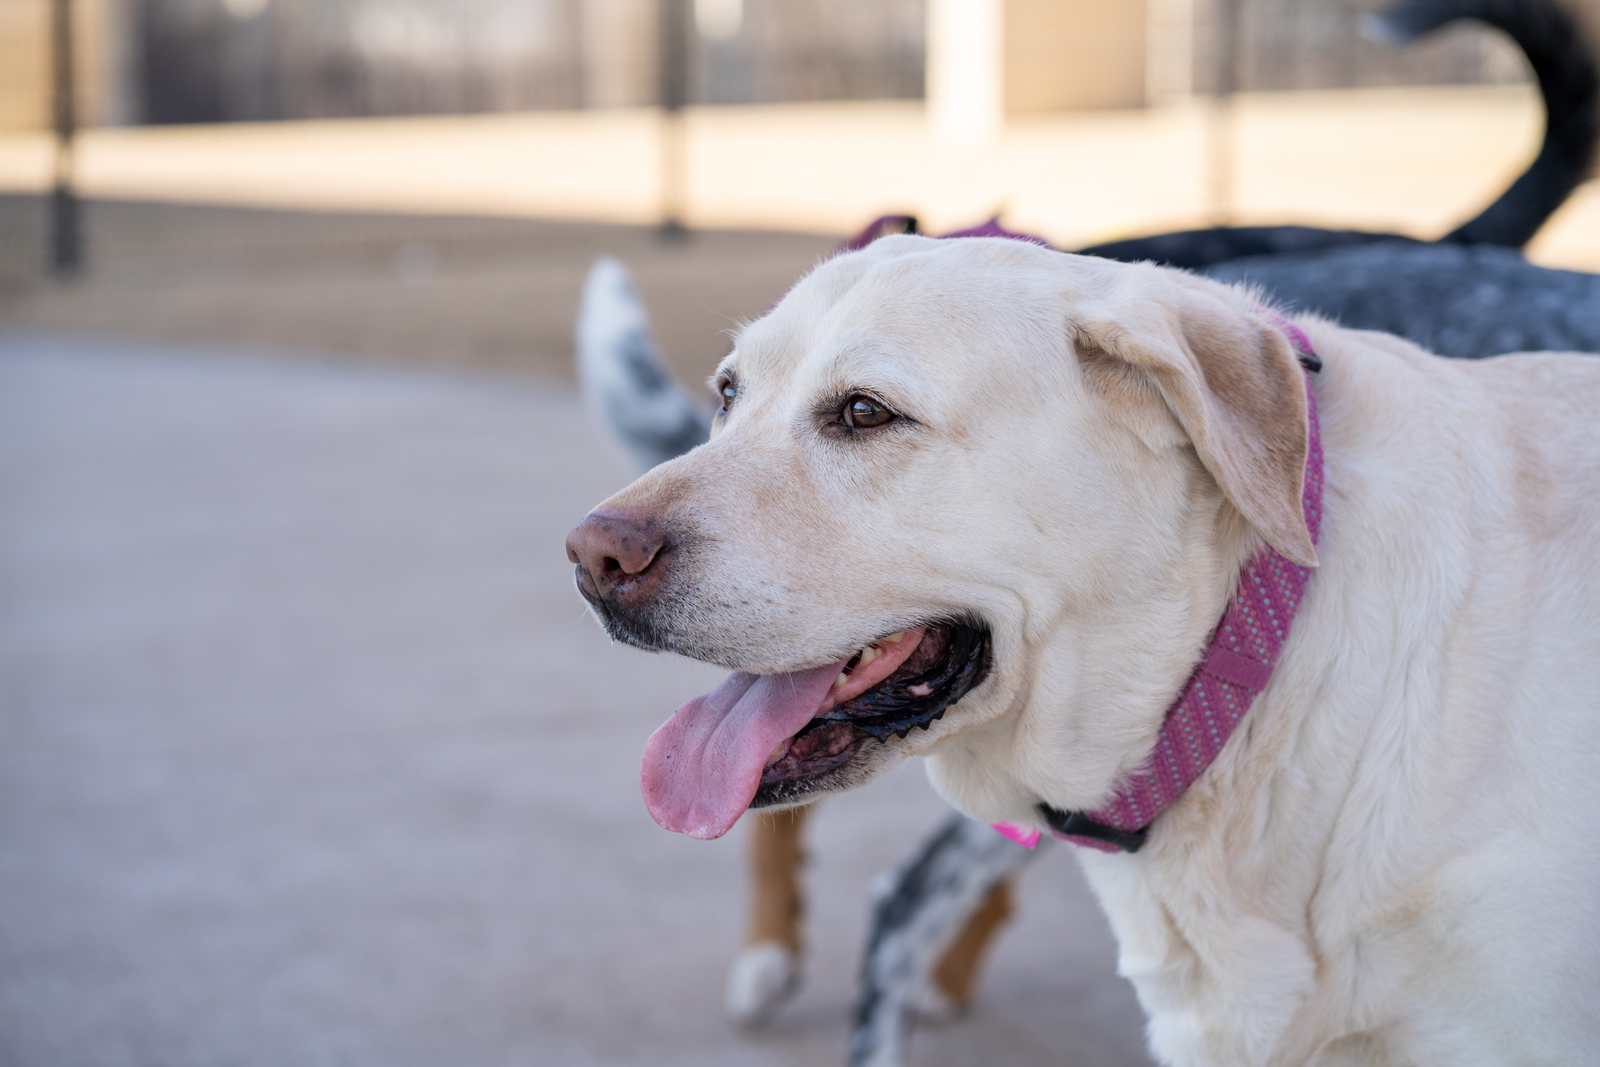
[834, 213, 1326, 853]
[996, 327, 1324, 853]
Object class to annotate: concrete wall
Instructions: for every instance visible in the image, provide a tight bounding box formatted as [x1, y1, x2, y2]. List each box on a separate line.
[9, 0, 1597, 135]
[929, 0, 1146, 146]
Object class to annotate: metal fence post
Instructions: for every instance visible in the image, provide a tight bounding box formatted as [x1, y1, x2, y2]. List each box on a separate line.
[659, 0, 691, 240]
[50, 0, 82, 276]
[1208, 0, 1239, 226]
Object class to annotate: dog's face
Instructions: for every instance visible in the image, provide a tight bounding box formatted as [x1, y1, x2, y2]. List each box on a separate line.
[567, 236, 1314, 838]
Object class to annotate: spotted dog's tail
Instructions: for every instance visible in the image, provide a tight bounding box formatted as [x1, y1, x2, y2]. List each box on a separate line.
[575, 256, 710, 474]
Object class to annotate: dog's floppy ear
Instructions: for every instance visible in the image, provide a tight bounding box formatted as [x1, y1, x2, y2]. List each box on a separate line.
[1073, 270, 1317, 567]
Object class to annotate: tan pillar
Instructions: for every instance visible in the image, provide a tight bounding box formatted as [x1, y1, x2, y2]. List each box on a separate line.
[927, 0, 1004, 146]
[929, 0, 1154, 137]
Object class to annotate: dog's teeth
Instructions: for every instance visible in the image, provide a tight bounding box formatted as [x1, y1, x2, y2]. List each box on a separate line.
[857, 644, 881, 667]
[833, 672, 850, 689]
[881, 631, 907, 643]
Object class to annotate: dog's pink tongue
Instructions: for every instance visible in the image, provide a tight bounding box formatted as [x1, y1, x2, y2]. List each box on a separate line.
[641, 659, 845, 840]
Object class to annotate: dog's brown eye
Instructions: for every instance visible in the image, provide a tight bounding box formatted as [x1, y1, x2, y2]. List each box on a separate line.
[843, 395, 894, 429]
[718, 382, 736, 413]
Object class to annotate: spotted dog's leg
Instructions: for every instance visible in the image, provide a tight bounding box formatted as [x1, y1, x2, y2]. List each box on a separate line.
[849, 815, 1041, 1067]
[726, 807, 810, 1026]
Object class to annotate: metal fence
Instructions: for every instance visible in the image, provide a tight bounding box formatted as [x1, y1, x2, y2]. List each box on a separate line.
[2, 0, 1576, 132]
[137, 0, 586, 122]
[123, 0, 1557, 121]
[1224, 0, 1539, 92]
[129, 0, 926, 123]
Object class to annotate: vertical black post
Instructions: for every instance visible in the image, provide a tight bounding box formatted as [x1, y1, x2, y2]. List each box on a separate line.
[658, 0, 690, 240]
[1209, 0, 1238, 226]
[50, 0, 81, 276]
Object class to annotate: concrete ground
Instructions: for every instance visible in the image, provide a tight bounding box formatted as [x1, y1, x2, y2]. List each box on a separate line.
[5, 82, 1594, 1066]
[0, 333, 1153, 1067]
[0, 199, 839, 387]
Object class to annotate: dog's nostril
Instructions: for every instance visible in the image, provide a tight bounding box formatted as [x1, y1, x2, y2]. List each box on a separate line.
[566, 511, 668, 588]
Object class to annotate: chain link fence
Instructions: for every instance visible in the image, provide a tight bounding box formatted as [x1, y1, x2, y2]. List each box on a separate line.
[3, 0, 1571, 132]
[119, 0, 1567, 119]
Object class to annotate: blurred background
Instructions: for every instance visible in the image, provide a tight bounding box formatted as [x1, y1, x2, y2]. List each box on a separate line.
[2, 2, 1598, 1065]
[4, 0, 1599, 379]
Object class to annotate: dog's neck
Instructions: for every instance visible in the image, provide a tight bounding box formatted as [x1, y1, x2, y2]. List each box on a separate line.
[994, 332, 1325, 854]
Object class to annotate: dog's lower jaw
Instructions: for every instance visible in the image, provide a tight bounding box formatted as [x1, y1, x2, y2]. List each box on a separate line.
[751, 734, 907, 809]
[580, 588, 733, 663]
[748, 623, 993, 808]
[586, 599, 669, 652]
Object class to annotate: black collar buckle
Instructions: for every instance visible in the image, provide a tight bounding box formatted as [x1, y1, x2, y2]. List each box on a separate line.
[1038, 804, 1149, 853]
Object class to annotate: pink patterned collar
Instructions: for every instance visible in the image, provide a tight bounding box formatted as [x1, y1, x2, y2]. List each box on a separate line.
[834, 214, 1325, 854]
[996, 326, 1324, 854]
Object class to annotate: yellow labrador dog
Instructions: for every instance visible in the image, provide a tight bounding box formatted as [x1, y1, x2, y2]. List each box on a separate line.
[566, 235, 1600, 1065]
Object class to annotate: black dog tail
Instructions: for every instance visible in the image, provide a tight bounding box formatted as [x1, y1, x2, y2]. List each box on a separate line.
[1372, 0, 1599, 247]
[1079, 0, 1599, 268]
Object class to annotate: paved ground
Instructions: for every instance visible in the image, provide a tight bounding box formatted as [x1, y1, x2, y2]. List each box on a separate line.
[0, 333, 1152, 1067]
[0, 200, 839, 387]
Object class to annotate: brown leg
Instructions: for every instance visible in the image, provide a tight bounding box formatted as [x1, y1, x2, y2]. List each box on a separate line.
[930, 876, 1014, 1009]
[745, 805, 809, 952]
[726, 806, 811, 1025]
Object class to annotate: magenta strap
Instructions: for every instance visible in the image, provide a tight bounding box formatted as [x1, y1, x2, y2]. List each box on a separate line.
[831, 213, 1326, 856]
[999, 326, 1324, 854]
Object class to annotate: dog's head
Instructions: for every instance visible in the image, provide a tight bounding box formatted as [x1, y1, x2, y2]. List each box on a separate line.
[566, 235, 1315, 838]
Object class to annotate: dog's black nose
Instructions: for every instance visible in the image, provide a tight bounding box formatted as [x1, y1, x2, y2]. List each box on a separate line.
[566, 510, 666, 602]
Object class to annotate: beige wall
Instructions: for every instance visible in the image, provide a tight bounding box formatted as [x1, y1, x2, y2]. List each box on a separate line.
[0, 0, 122, 132]
[1004, 0, 1146, 113]
[0, 0, 51, 131]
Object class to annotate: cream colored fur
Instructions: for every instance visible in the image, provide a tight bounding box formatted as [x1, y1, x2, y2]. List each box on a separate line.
[594, 235, 1600, 1064]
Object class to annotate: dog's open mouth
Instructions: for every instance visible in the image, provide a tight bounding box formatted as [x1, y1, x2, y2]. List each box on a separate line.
[755, 623, 990, 804]
[640, 621, 990, 839]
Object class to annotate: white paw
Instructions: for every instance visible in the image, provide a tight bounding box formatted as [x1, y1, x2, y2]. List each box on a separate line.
[724, 941, 800, 1027]
[913, 981, 968, 1026]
